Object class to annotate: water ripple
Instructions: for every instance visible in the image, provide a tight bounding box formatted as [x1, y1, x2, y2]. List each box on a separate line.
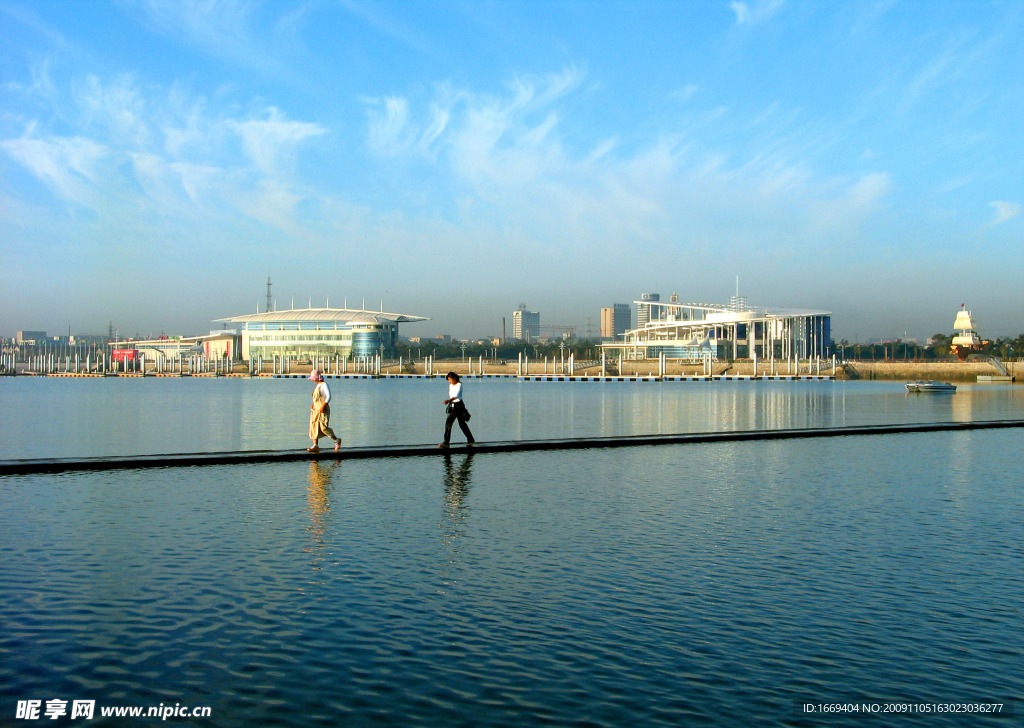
[2, 435, 1023, 726]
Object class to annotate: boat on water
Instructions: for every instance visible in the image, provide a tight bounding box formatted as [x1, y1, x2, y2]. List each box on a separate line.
[905, 380, 957, 393]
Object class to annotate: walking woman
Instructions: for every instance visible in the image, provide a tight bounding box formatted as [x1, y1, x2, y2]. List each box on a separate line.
[439, 371, 475, 448]
[308, 369, 342, 452]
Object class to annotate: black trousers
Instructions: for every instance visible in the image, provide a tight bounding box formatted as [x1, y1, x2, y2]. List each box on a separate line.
[443, 402, 474, 444]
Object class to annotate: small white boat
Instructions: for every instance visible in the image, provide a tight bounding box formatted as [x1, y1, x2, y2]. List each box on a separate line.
[905, 380, 957, 393]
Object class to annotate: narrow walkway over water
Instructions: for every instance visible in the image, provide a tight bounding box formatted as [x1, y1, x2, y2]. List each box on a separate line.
[3, 420, 1023, 476]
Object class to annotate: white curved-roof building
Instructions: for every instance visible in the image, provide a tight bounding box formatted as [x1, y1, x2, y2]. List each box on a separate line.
[602, 298, 831, 362]
[217, 307, 428, 360]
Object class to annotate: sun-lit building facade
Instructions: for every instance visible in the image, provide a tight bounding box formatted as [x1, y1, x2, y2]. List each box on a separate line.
[601, 297, 831, 362]
[107, 332, 239, 359]
[600, 303, 631, 339]
[217, 307, 428, 360]
[512, 308, 541, 342]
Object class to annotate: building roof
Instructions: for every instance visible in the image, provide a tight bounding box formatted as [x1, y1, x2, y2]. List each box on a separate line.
[761, 307, 832, 317]
[216, 307, 429, 325]
[635, 299, 830, 318]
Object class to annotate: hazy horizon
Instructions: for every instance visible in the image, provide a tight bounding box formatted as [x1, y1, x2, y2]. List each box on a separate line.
[3, 1, 1022, 343]
[3, 294, 1006, 346]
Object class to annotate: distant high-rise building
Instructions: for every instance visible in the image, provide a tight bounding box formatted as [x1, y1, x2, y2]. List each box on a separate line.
[728, 277, 747, 312]
[637, 293, 660, 328]
[728, 295, 749, 312]
[512, 307, 541, 342]
[16, 331, 47, 344]
[600, 304, 631, 339]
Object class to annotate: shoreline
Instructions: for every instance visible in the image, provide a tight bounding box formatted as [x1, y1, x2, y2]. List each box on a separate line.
[837, 360, 1018, 382]
[5, 359, 1017, 382]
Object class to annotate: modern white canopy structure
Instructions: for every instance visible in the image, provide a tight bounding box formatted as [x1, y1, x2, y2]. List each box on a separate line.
[217, 307, 429, 360]
[600, 298, 832, 362]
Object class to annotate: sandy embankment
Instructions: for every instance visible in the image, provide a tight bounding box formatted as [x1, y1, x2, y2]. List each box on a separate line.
[836, 360, 1015, 381]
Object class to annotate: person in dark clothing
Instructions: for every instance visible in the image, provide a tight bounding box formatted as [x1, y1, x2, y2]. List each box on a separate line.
[439, 371, 475, 448]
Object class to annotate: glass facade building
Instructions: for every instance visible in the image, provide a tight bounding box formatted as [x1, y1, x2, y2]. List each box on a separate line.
[218, 308, 427, 360]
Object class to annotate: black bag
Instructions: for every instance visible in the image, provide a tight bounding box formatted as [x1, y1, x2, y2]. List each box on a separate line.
[446, 401, 471, 421]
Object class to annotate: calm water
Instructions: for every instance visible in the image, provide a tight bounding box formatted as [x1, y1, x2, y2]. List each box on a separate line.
[2, 376, 1023, 459]
[1, 379, 1022, 726]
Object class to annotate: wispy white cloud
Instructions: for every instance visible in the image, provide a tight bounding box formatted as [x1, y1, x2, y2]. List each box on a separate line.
[847, 172, 892, 208]
[229, 178, 309, 239]
[898, 40, 968, 114]
[124, 0, 275, 70]
[366, 83, 464, 159]
[668, 84, 699, 103]
[3, 0, 1023, 339]
[336, 0, 437, 56]
[730, 0, 785, 26]
[364, 68, 586, 178]
[2, 55, 903, 284]
[1, 71, 328, 250]
[366, 96, 412, 156]
[122, 0, 328, 97]
[1, 134, 111, 207]
[421, 100, 452, 154]
[356, 66, 900, 267]
[229, 107, 325, 175]
[805, 172, 892, 236]
[0, 3, 69, 51]
[74, 73, 151, 148]
[989, 200, 1020, 226]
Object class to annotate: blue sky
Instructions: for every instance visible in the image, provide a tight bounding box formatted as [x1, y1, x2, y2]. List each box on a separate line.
[1, 0, 1022, 342]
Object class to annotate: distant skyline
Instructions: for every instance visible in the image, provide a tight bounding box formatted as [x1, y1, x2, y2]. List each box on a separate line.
[2, 1, 1022, 343]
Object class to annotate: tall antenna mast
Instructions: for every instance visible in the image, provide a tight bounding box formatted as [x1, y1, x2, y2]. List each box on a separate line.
[266, 276, 273, 312]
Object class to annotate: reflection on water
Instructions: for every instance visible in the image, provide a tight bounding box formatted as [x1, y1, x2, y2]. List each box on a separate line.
[304, 460, 338, 586]
[1, 377, 1022, 460]
[440, 454, 474, 574]
[306, 461, 334, 539]
[2, 431, 1023, 727]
